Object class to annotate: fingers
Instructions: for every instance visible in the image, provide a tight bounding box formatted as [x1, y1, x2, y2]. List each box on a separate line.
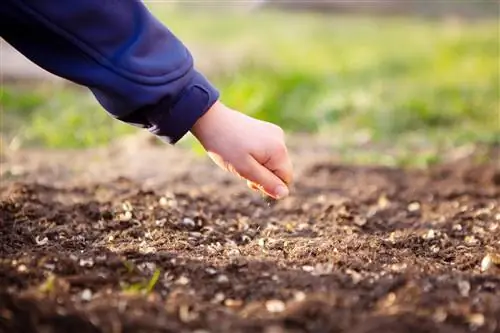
[262, 145, 293, 186]
[237, 156, 289, 199]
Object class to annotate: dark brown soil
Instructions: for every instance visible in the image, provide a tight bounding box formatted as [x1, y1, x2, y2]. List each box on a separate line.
[1, 143, 499, 333]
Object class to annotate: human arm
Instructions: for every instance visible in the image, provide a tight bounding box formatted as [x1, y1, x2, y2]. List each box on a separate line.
[0, 0, 293, 198]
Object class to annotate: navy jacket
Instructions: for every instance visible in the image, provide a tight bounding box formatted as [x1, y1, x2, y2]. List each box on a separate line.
[0, 0, 220, 144]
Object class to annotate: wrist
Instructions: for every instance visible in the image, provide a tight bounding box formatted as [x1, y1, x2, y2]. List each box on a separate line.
[190, 100, 224, 141]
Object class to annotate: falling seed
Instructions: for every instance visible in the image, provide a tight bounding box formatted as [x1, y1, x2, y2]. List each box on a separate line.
[265, 300, 286, 313]
[17, 264, 27, 272]
[81, 289, 92, 301]
[452, 224, 463, 231]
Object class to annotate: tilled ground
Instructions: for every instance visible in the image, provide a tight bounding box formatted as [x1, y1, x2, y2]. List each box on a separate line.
[0, 144, 499, 333]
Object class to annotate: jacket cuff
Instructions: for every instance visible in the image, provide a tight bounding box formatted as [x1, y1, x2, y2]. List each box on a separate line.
[145, 70, 220, 144]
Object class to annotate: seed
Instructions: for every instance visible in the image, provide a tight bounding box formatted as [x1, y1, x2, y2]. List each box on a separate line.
[302, 265, 314, 272]
[224, 299, 243, 308]
[181, 218, 195, 228]
[423, 229, 435, 240]
[79, 258, 94, 267]
[35, 236, 48, 246]
[158, 197, 168, 206]
[293, 291, 306, 301]
[120, 211, 132, 222]
[457, 280, 470, 297]
[122, 201, 133, 212]
[265, 300, 286, 313]
[464, 235, 478, 246]
[481, 253, 500, 272]
[468, 313, 485, 327]
[216, 275, 229, 284]
[407, 202, 421, 212]
[176, 276, 190, 285]
[81, 289, 92, 301]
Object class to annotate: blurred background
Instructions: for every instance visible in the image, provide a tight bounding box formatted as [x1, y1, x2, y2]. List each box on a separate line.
[1, 0, 499, 167]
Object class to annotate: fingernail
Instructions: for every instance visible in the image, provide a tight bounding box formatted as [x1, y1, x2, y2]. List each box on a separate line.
[274, 185, 289, 199]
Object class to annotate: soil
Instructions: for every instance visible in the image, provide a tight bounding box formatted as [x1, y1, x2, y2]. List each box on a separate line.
[0, 139, 499, 333]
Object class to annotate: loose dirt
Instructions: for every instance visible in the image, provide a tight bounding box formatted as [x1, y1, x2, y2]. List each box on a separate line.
[1, 140, 499, 333]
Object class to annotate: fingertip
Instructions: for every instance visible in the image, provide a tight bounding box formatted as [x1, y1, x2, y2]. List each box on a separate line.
[274, 184, 289, 199]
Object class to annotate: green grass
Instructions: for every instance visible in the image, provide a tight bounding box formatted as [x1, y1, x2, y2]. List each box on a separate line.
[1, 8, 498, 163]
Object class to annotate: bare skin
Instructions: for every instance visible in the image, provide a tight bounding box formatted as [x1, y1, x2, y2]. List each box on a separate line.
[190, 101, 293, 199]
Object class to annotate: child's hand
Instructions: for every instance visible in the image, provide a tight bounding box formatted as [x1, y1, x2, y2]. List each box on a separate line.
[191, 101, 293, 199]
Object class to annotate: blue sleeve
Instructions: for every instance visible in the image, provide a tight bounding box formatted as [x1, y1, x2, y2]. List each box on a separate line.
[0, 0, 220, 144]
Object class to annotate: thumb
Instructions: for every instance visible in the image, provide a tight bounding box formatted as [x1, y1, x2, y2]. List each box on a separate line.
[238, 157, 289, 199]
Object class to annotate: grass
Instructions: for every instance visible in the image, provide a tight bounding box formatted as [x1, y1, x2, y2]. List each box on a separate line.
[1, 8, 498, 166]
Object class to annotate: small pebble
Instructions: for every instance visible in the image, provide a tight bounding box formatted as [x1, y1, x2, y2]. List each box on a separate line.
[265, 299, 286, 313]
[302, 265, 314, 272]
